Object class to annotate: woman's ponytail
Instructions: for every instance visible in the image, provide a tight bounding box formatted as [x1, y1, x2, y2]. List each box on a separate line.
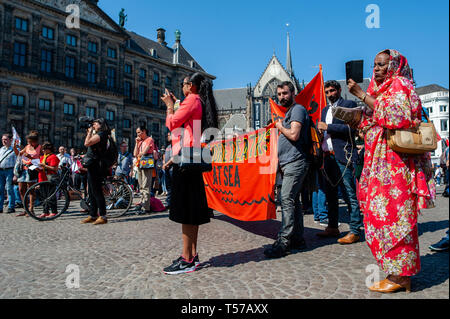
[190, 73, 218, 131]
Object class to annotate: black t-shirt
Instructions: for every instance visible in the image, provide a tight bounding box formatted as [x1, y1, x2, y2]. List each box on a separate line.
[85, 131, 108, 159]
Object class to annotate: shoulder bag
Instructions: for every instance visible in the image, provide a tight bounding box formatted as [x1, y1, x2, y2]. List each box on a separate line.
[387, 109, 438, 155]
[138, 154, 155, 169]
[176, 127, 212, 173]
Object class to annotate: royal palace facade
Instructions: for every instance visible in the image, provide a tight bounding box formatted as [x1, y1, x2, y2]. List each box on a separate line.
[0, 0, 214, 150]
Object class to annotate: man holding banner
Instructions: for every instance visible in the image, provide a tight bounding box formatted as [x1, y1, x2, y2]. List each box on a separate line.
[264, 82, 311, 259]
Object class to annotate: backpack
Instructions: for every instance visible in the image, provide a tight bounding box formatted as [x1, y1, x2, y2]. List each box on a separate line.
[309, 119, 323, 169]
[102, 136, 118, 168]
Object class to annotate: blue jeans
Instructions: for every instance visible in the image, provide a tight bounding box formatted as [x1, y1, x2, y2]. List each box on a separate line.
[165, 168, 173, 207]
[322, 154, 363, 235]
[161, 169, 167, 193]
[312, 172, 328, 221]
[0, 169, 15, 209]
[14, 185, 21, 205]
[278, 158, 310, 247]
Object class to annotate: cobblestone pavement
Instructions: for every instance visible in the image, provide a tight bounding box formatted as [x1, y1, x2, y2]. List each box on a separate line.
[0, 187, 448, 299]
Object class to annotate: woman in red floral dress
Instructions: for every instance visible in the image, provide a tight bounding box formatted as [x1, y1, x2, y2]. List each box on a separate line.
[347, 49, 436, 293]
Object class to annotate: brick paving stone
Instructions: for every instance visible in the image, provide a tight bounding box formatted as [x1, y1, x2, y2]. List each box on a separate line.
[0, 188, 448, 299]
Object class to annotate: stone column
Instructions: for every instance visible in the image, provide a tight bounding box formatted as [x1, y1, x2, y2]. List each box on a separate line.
[99, 38, 108, 90]
[1, 4, 14, 69]
[75, 97, 86, 147]
[0, 82, 11, 132]
[31, 13, 42, 74]
[79, 30, 88, 82]
[53, 92, 65, 146]
[28, 88, 39, 129]
[56, 22, 65, 77]
[98, 101, 106, 119]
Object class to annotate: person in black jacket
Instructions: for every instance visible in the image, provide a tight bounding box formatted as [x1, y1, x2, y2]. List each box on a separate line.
[316, 80, 363, 244]
[81, 118, 110, 225]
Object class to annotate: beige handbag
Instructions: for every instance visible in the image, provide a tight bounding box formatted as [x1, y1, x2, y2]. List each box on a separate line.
[387, 110, 437, 154]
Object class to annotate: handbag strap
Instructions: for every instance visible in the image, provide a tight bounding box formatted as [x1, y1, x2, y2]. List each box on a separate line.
[421, 107, 430, 123]
[0, 149, 13, 165]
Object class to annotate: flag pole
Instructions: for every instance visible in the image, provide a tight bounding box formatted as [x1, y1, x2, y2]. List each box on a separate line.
[319, 64, 326, 125]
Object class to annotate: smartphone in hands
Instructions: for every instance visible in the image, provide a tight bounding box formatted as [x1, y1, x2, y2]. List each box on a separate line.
[165, 88, 174, 100]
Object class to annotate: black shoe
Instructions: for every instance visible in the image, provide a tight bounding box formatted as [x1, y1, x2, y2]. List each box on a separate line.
[15, 203, 23, 209]
[7, 208, 15, 214]
[164, 256, 198, 275]
[289, 239, 307, 251]
[429, 238, 449, 252]
[0, 210, 3, 214]
[264, 240, 289, 259]
[172, 254, 200, 267]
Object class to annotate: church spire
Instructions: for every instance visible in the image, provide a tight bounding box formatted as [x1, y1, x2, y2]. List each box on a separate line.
[286, 31, 293, 78]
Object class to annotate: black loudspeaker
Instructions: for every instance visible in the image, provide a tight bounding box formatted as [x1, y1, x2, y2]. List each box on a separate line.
[346, 60, 364, 83]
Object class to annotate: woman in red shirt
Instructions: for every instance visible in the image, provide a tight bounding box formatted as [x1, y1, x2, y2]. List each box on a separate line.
[38, 142, 60, 182]
[37, 142, 60, 218]
[161, 73, 218, 274]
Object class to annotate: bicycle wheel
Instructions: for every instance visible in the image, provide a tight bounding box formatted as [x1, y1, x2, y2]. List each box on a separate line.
[103, 178, 133, 218]
[23, 181, 70, 221]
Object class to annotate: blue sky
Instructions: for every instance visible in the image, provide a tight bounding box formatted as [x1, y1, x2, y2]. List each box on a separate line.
[99, 0, 449, 90]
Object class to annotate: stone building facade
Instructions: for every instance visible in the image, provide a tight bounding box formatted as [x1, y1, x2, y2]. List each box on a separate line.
[416, 84, 449, 164]
[0, 0, 214, 150]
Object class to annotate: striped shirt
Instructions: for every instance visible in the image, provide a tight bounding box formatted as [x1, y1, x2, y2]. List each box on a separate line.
[0, 146, 17, 169]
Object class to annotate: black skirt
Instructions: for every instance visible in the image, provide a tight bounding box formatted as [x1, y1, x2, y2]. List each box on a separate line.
[169, 165, 211, 225]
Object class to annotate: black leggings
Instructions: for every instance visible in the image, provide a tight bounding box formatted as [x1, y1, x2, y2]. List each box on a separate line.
[87, 163, 106, 218]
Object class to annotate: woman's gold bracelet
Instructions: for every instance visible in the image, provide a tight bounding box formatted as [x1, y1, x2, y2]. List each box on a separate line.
[360, 93, 367, 102]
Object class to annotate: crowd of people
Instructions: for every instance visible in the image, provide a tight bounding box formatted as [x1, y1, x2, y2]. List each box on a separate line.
[0, 127, 174, 220]
[1, 50, 449, 290]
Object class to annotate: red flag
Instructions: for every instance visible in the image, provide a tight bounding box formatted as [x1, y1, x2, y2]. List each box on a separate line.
[269, 98, 287, 123]
[295, 66, 327, 125]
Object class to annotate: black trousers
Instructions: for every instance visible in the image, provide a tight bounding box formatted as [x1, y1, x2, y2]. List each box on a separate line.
[87, 163, 106, 218]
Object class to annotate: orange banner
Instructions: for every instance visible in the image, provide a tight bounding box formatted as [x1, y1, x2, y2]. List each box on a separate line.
[295, 66, 327, 125]
[270, 98, 287, 123]
[203, 125, 278, 221]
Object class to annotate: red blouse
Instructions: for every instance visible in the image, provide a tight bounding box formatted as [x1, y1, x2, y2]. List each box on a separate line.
[38, 154, 60, 182]
[166, 93, 203, 156]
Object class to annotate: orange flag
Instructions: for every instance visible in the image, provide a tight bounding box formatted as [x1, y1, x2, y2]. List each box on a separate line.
[269, 98, 287, 123]
[295, 65, 327, 125]
[203, 124, 278, 221]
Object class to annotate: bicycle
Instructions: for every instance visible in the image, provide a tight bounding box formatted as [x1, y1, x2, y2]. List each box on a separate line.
[23, 166, 133, 221]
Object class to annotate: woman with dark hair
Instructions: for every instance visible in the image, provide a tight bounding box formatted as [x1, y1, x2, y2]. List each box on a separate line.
[347, 49, 435, 293]
[161, 72, 218, 274]
[133, 126, 158, 213]
[38, 142, 60, 183]
[15, 130, 42, 217]
[81, 118, 110, 225]
[37, 142, 60, 219]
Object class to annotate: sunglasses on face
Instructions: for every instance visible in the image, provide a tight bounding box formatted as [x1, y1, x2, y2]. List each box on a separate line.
[180, 81, 191, 88]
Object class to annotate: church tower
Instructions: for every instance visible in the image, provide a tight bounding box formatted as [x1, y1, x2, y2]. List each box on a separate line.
[250, 31, 301, 128]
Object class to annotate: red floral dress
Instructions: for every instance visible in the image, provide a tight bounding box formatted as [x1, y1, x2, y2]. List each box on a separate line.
[358, 50, 436, 276]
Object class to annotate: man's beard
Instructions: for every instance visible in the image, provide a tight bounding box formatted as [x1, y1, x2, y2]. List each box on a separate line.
[280, 97, 294, 108]
[328, 95, 340, 104]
